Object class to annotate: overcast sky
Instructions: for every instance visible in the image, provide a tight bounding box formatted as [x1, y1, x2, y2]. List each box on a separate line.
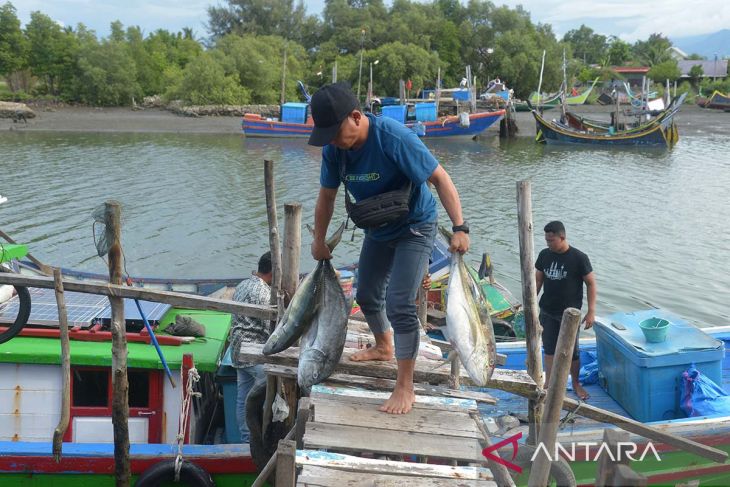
[14, 0, 730, 42]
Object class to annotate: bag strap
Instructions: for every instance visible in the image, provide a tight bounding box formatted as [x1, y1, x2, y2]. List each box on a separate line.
[337, 149, 413, 211]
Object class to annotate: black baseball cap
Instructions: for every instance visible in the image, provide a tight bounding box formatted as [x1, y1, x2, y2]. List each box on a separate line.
[308, 82, 359, 147]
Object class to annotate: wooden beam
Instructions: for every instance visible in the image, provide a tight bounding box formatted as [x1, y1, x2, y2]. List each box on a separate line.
[516, 180, 544, 444]
[52, 268, 70, 461]
[561, 397, 728, 464]
[295, 449, 494, 480]
[266, 366, 497, 406]
[470, 411, 515, 487]
[105, 201, 131, 487]
[282, 202, 302, 307]
[241, 343, 538, 398]
[264, 159, 283, 332]
[529, 308, 581, 487]
[0, 273, 276, 320]
[275, 439, 297, 487]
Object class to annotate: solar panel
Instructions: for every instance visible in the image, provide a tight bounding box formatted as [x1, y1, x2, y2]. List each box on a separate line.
[0, 287, 107, 328]
[96, 299, 171, 332]
[0, 287, 170, 331]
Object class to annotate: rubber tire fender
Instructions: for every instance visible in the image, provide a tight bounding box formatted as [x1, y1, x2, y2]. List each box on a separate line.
[500, 443, 576, 487]
[0, 285, 31, 345]
[134, 459, 215, 487]
[245, 380, 289, 471]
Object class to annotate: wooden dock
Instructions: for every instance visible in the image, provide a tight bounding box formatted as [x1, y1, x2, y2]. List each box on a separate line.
[276, 386, 498, 486]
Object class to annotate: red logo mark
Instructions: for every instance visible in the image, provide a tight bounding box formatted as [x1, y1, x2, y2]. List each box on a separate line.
[482, 431, 523, 473]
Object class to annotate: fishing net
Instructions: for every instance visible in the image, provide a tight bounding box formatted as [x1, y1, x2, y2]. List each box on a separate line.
[91, 201, 122, 257]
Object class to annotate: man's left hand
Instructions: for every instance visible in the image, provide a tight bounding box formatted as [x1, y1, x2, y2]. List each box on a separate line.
[582, 310, 595, 330]
[449, 231, 470, 254]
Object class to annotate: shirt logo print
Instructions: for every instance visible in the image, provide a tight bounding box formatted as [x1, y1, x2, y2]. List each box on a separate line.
[345, 173, 380, 182]
[544, 261, 568, 280]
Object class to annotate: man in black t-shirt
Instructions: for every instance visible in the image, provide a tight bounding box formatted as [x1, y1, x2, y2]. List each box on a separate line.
[535, 221, 596, 400]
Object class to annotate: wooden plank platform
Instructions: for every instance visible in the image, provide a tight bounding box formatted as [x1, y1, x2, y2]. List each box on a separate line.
[263, 364, 498, 405]
[280, 387, 498, 486]
[239, 343, 536, 398]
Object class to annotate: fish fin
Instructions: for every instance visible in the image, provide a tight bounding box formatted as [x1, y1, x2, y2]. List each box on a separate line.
[432, 350, 458, 371]
[306, 222, 346, 252]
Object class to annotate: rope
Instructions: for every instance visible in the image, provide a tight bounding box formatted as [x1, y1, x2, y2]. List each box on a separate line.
[174, 366, 201, 481]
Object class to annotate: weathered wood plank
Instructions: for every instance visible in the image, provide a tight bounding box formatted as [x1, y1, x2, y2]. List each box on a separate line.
[240, 343, 536, 397]
[303, 422, 482, 462]
[275, 439, 297, 487]
[263, 364, 497, 405]
[311, 385, 478, 412]
[0, 273, 276, 320]
[295, 450, 494, 480]
[297, 466, 497, 486]
[309, 396, 480, 438]
[561, 397, 728, 464]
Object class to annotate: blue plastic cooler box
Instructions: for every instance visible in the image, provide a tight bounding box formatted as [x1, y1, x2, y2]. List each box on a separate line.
[216, 347, 240, 443]
[594, 310, 724, 422]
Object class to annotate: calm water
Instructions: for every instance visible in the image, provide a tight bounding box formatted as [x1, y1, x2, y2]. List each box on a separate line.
[1, 130, 728, 327]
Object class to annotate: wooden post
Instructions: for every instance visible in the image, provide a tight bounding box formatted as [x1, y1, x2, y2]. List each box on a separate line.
[516, 180, 544, 444]
[105, 201, 131, 486]
[596, 429, 648, 487]
[281, 202, 302, 307]
[470, 411, 516, 487]
[275, 439, 297, 487]
[52, 268, 70, 462]
[264, 160, 283, 331]
[528, 307, 581, 487]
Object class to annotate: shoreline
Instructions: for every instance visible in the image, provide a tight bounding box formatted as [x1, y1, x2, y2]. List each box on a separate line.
[1, 104, 729, 137]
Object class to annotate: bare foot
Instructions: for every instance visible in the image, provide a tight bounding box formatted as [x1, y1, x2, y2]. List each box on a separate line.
[350, 345, 394, 362]
[379, 385, 416, 414]
[573, 382, 590, 400]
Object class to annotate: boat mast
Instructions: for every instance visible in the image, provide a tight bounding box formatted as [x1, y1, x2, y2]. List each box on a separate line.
[356, 29, 365, 103]
[560, 49, 567, 120]
[280, 41, 288, 105]
[536, 50, 546, 108]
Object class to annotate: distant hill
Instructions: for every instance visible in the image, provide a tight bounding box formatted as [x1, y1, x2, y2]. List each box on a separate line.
[672, 29, 730, 59]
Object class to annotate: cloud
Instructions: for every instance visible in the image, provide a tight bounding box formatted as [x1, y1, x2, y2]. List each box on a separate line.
[12, 0, 730, 42]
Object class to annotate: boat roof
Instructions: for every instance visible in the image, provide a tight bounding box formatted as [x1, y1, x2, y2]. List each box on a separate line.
[0, 308, 232, 372]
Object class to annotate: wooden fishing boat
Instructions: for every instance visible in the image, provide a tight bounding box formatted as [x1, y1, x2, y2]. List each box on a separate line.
[532, 94, 685, 147]
[697, 90, 730, 110]
[0, 300, 258, 486]
[242, 110, 505, 139]
[528, 78, 600, 107]
[481, 309, 730, 485]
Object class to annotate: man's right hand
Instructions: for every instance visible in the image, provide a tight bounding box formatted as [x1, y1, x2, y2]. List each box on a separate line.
[311, 239, 332, 261]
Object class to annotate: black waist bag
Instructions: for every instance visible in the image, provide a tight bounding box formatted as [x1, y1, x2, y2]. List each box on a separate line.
[340, 155, 412, 229]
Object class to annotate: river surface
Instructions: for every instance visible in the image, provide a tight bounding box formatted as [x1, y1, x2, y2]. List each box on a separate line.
[1, 128, 728, 327]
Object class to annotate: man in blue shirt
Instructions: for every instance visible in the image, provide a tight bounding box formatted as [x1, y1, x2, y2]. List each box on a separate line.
[308, 82, 470, 414]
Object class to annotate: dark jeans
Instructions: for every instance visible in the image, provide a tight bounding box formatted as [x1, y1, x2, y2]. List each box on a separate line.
[356, 221, 437, 360]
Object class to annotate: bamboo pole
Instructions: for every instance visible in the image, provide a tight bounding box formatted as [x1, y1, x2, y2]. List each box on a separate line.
[0, 273, 276, 320]
[52, 268, 70, 462]
[105, 201, 130, 486]
[264, 160, 283, 331]
[529, 308, 581, 487]
[281, 203, 302, 307]
[516, 180, 544, 444]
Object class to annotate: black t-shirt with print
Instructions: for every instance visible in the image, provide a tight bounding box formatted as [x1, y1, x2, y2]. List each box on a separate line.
[535, 246, 592, 314]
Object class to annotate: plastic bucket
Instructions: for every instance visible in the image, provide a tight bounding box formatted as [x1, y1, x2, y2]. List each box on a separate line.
[639, 317, 670, 343]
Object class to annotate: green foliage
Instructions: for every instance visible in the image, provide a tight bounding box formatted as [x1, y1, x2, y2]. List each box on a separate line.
[0, 2, 26, 78]
[562, 25, 607, 65]
[367, 42, 441, 95]
[215, 34, 307, 104]
[688, 64, 704, 86]
[207, 0, 313, 45]
[647, 59, 681, 83]
[607, 37, 631, 66]
[25, 11, 78, 95]
[632, 33, 672, 66]
[166, 52, 250, 105]
[73, 39, 141, 105]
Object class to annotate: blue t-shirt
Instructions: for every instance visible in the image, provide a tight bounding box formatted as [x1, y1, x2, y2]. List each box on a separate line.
[320, 113, 438, 241]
